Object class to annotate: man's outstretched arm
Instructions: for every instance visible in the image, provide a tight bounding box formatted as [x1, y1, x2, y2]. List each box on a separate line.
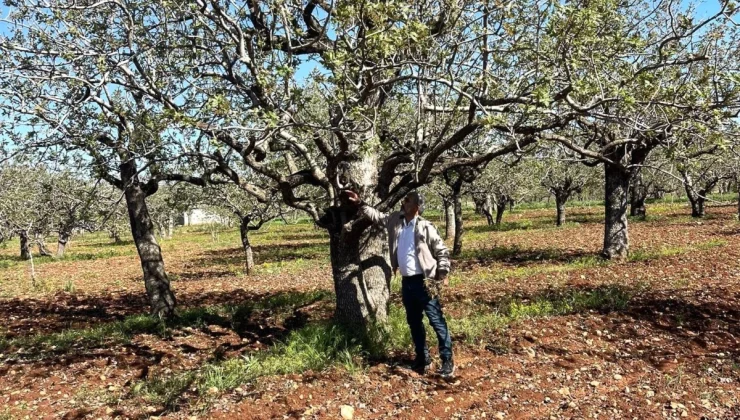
[345, 190, 390, 227]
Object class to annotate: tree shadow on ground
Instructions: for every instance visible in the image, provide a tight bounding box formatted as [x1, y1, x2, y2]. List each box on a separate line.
[620, 293, 740, 361]
[456, 244, 595, 268]
[465, 284, 740, 372]
[195, 242, 329, 267]
[0, 287, 334, 417]
[266, 232, 329, 242]
[467, 213, 604, 233]
[0, 288, 332, 341]
[171, 269, 237, 282]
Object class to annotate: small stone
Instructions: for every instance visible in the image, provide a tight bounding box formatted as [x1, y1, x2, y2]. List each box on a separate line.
[544, 397, 551, 404]
[105, 408, 114, 415]
[681, 411, 688, 417]
[558, 387, 570, 396]
[590, 381, 600, 387]
[340, 405, 354, 420]
[207, 386, 219, 394]
[495, 412, 505, 420]
[613, 374, 623, 380]
[568, 402, 577, 409]
[525, 348, 536, 358]
[445, 397, 455, 403]
[646, 390, 655, 398]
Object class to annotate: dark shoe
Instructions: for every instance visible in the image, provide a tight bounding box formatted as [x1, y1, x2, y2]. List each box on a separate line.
[411, 355, 432, 373]
[439, 359, 455, 378]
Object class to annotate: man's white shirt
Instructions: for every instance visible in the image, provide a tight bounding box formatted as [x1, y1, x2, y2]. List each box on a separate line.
[397, 216, 423, 277]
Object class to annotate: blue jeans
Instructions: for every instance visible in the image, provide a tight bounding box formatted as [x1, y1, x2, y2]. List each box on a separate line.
[401, 275, 453, 362]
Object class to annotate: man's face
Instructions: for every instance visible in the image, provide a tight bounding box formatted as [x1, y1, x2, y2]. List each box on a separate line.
[402, 194, 419, 217]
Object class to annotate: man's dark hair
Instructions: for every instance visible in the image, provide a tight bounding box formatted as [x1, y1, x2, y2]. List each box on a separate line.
[406, 191, 426, 215]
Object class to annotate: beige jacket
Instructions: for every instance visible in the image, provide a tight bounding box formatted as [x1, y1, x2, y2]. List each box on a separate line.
[360, 205, 450, 280]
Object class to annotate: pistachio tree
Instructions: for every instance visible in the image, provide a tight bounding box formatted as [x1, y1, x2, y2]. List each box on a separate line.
[151, 0, 572, 328]
[0, 4, 233, 318]
[0, 164, 51, 259]
[203, 184, 284, 274]
[538, 152, 599, 226]
[540, 0, 740, 258]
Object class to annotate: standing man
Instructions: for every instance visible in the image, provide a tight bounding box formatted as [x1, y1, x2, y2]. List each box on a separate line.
[346, 190, 454, 377]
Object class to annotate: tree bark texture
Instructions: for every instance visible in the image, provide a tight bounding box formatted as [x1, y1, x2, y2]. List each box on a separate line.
[56, 231, 71, 257]
[324, 212, 391, 328]
[602, 164, 630, 259]
[125, 181, 176, 319]
[19, 230, 31, 260]
[452, 192, 463, 257]
[555, 193, 567, 227]
[239, 217, 255, 275]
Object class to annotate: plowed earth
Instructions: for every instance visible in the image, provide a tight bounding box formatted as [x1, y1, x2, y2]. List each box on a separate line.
[1, 204, 739, 419]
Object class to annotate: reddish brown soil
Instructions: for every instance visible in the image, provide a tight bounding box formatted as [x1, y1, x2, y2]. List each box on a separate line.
[1, 205, 739, 419]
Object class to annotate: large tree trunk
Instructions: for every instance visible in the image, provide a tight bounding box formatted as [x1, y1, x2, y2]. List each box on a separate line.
[692, 191, 706, 218]
[19, 230, 31, 260]
[473, 197, 484, 215]
[495, 198, 506, 226]
[482, 194, 494, 225]
[630, 191, 647, 218]
[36, 234, 52, 257]
[124, 182, 176, 319]
[555, 193, 567, 227]
[680, 171, 705, 218]
[239, 217, 255, 275]
[56, 231, 71, 258]
[602, 164, 630, 259]
[684, 187, 703, 218]
[629, 171, 647, 219]
[452, 192, 463, 256]
[326, 214, 391, 328]
[443, 198, 455, 240]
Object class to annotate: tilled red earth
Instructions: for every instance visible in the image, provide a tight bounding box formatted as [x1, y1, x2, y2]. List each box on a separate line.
[1, 206, 739, 419]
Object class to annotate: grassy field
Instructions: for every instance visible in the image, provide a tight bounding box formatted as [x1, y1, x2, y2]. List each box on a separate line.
[1, 201, 739, 419]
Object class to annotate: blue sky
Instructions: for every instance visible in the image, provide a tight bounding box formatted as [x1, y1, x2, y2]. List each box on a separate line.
[0, 0, 730, 151]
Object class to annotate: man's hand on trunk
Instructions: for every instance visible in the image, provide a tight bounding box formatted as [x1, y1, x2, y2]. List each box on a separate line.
[344, 190, 361, 206]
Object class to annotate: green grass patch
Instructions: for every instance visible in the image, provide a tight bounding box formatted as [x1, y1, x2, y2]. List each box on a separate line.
[0, 314, 163, 355]
[514, 199, 604, 210]
[0, 289, 334, 357]
[695, 239, 727, 250]
[628, 239, 727, 262]
[131, 285, 631, 409]
[505, 287, 630, 320]
[447, 286, 630, 345]
[134, 322, 365, 408]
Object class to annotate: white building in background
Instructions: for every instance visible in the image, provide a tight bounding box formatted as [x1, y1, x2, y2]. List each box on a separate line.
[182, 208, 228, 226]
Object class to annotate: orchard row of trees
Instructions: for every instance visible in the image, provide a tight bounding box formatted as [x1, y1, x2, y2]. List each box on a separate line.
[1, 0, 738, 332]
